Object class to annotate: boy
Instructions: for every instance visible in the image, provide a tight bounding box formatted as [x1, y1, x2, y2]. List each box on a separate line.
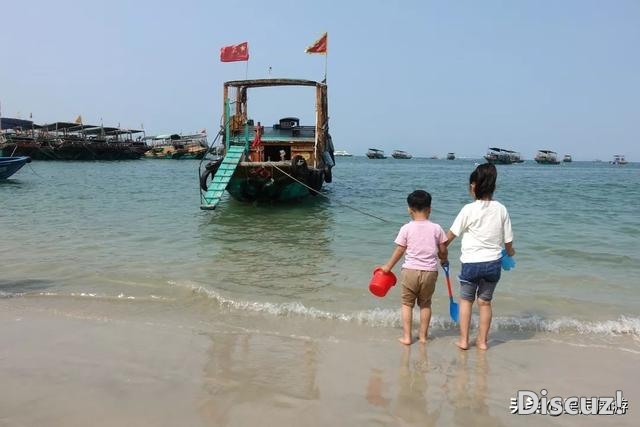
[380, 190, 448, 345]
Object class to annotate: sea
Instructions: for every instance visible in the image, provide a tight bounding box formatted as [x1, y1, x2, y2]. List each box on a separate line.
[2, 156, 639, 426]
[2, 157, 639, 344]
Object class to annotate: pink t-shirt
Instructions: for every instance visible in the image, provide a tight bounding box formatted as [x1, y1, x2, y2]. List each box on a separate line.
[394, 220, 447, 271]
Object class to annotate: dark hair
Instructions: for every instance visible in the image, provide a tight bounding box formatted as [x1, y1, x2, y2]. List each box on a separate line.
[470, 163, 497, 200]
[407, 190, 432, 211]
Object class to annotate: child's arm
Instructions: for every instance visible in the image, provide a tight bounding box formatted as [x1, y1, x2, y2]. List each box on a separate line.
[445, 230, 457, 247]
[438, 242, 448, 265]
[381, 245, 406, 273]
[505, 241, 515, 257]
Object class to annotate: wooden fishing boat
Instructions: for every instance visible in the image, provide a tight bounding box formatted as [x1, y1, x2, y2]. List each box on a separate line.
[144, 132, 208, 159]
[1, 119, 148, 160]
[199, 78, 334, 210]
[366, 148, 386, 159]
[0, 156, 31, 179]
[484, 147, 523, 164]
[534, 150, 561, 165]
[391, 150, 412, 159]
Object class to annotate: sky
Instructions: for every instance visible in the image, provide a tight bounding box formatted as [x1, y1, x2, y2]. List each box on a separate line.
[1, 0, 639, 161]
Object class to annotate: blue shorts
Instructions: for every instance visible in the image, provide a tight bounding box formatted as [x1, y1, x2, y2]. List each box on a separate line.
[458, 259, 501, 302]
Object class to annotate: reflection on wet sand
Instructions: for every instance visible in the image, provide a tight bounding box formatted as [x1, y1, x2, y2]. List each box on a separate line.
[395, 345, 441, 425]
[198, 332, 319, 425]
[365, 345, 441, 425]
[451, 350, 506, 427]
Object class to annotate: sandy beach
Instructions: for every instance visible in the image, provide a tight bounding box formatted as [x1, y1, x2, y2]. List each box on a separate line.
[1, 296, 636, 427]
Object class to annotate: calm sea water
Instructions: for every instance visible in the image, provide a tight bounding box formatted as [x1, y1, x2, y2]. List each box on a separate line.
[1, 157, 639, 343]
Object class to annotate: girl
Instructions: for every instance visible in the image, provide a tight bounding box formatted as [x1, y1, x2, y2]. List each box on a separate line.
[446, 163, 515, 350]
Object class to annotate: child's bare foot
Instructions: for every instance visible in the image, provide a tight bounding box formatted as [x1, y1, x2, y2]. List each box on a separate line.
[398, 337, 412, 345]
[475, 339, 488, 350]
[418, 336, 427, 344]
[455, 339, 469, 350]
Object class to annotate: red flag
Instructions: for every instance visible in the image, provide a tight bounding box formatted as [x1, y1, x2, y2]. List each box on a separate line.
[220, 42, 249, 62]
[305, 32, 327, 54]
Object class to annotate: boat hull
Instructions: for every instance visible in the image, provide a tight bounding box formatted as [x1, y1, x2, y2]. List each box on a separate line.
[214, 162, 325, 203]
[0, 156, 31, 179]
[391, 151, 412, 159]
[484, 156, 519, 165]
[2, 142, 145, 160]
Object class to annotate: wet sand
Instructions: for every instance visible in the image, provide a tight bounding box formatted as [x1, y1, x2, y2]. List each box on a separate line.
[0, 296, 637, 427]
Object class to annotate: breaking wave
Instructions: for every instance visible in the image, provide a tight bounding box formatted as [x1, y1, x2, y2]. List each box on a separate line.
[191, 285, 640, 338]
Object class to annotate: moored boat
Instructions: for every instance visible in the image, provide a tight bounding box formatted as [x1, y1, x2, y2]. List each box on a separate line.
[0, 156, 31, 179]
[446, 152, 455, 160]
[334, 150, 352, 157]
[144, 132, 208, 159]
[366, 148, 386, 159]
[610, 154, 628, 165]
[1, 118, 148, 160]
[199, 78, 334, 210]
[391, 150, 412, 159]
[484, 147, 523, 164]
[534, 150, 561, 165]
[563, 154, 572, 163]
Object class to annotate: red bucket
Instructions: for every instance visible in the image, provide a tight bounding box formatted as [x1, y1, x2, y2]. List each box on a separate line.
[369, 268, 397, 297]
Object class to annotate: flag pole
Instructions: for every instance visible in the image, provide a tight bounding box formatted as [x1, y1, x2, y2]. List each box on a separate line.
[245, 60, 249, 79]
[324, 51, 328, 82]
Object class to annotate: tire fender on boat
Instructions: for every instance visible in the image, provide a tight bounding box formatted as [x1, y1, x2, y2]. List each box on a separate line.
[307, 169, 324, 195]
[200, 159, 223, 191]
[291, 155, 308, 179]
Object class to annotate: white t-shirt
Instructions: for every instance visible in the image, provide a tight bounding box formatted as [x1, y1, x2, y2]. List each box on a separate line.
[449, 200, 513, 263]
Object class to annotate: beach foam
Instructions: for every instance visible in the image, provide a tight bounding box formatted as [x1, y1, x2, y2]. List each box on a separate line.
[190, 285, 640, 338]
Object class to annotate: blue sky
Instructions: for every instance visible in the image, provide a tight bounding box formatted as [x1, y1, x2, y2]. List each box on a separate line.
[1, 0, 638, 161]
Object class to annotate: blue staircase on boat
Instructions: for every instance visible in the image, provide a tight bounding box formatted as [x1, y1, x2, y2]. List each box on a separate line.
[200, 145, 245, 210]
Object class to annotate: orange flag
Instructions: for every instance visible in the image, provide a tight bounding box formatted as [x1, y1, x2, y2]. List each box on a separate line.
[305, 32, 327, 54]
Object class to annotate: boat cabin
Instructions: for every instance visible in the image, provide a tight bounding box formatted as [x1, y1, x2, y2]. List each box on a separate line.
[223, 79, 329, 168]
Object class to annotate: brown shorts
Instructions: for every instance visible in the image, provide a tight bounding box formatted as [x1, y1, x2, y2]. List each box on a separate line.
[400, 268, 438, 308]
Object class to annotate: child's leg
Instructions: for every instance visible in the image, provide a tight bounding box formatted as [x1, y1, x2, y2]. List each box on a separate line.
[475, 279, 498, 350]
[476, 299, 492, 350]
[457, 299, 473, 350]
[416, 271, 437, 344]
[399, 304, 413, 345]
[418, 306, 431, 343]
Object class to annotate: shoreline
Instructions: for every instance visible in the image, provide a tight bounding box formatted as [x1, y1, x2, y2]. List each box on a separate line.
[1, 296, 637, 426]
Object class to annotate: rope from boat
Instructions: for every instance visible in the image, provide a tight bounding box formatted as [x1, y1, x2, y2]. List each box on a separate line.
[267, 162, 393, 223]
[28, 163, 46, 179]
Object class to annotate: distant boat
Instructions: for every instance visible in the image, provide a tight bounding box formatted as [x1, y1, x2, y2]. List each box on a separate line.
[446, 152, 455, 160]
[0, 156, 31, 179]
[563, 154, 572, 163]
[391, 150, 412, 159]
[484, 147, 523, 165]
[144, 132, 208, 159]
[534, 150, 561, 165]
[366, 148, 386, 159]
[334, 150, 353, 157]
[610, 154, 628, 165]
[1, 118, 149, 160]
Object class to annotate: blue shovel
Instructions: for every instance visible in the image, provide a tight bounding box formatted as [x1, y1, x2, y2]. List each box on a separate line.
[442, 261, 459, 323]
